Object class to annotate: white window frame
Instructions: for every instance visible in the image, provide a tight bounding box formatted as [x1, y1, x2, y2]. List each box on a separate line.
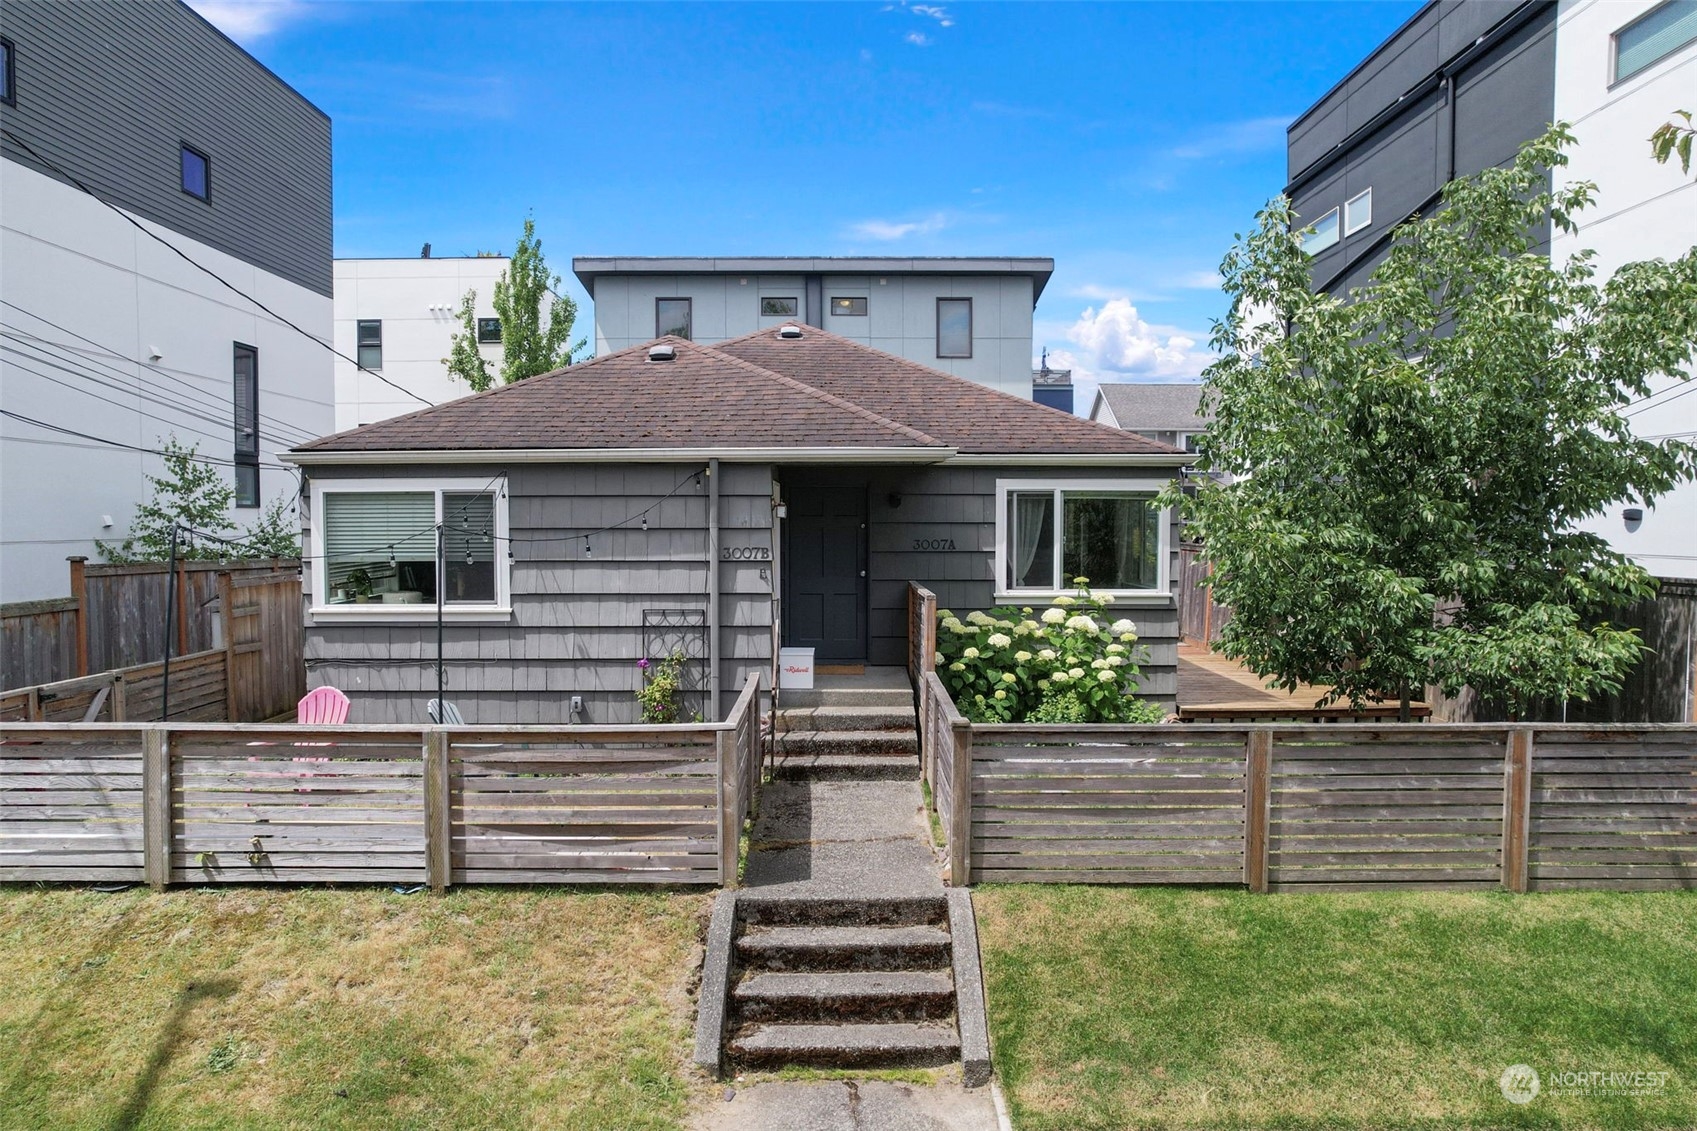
[1302, 207, 1340, 254]
[309, 476, 511, 623]
[1344, 188, 1372, 236]
[994, 477, 1172, 604]
[1612, 0, 1697, 84]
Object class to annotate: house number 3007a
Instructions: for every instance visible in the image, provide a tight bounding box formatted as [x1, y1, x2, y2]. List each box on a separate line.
[912, 538, 957, 551]
[721, 546, 771, 560]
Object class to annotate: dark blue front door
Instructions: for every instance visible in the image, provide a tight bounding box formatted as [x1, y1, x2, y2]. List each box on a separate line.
[784, 481, 867, 663]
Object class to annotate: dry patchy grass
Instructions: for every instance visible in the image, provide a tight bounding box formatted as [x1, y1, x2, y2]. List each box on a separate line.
[0, 886, 711, 1130]
[976, 886, 1697, 1131]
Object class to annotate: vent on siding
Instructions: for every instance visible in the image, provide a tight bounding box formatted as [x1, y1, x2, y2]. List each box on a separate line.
[648, 344, 677, 361]
[777, 323, 803, 339]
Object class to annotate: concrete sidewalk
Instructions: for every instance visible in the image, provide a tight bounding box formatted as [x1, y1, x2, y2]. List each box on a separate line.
[692, 1079, 1002, 1131]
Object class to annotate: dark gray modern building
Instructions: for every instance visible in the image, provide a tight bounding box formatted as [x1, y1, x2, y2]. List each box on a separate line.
[0, 0, 335, 602]
[1287, 0, 1557, 297]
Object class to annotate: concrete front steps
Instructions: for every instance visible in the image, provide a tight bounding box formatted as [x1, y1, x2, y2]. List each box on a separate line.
[727, 895, 963, 1072]
[774, 684, 919, 781]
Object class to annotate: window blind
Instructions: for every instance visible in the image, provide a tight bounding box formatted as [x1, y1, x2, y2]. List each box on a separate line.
[324, 492, 435, 566]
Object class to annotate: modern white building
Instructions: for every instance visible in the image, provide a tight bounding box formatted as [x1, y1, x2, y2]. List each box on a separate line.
[0, 0, 334, 603]
[1555, 0, 1697, 581]
[572, 257, 1054, 399]
[331, 255, 511, 431]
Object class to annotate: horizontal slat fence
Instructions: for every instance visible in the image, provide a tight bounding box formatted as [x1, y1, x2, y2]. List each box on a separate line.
[1, 674, 762, 889]
[0, 650, 227, 724]
[969, 725, 1249, 885]
[922, 676, 1696, 892]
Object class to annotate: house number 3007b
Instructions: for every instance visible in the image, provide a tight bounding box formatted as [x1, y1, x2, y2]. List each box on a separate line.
[721, 546, 772, 561]
[912, 538, 957, 551]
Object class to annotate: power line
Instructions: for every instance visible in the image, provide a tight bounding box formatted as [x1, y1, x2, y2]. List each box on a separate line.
[1, 125, 434, 409]
[0, 408, 295, 472]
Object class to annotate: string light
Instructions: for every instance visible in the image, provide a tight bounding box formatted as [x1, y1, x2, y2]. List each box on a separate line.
[641, 515, 648, 531]
[584, 536, 592, 558]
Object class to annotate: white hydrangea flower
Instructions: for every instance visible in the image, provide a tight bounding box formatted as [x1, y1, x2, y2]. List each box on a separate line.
[1098, 669, 1116, 682]
[1068, 667, 1085, 680]
[1002, 672, 1017, 684]
[1037, 648, 1057, 661]
[962, 647, 980, 659]
[950, 662, 966, 672]
[1111, 618, 1135, 635]
[1014, 650, 1032, 662]
[942, 617, 964, 631]
[934, 651, 945, 665]
[1021, 620, 1040, 632]
[1053, 595, 1076, 607]
[1041, 608, 1066, 625]
[1108, 655, 1125, 667]
[1051, 671, 1070, 684]
[1099, 595, 1115, 605]
[1120, 632, 1137, 643]
[994, 689, 1007, 700]
[966, 610, 993, 625]
[1038, 678, 1051, 690]
[987, 633, 1012, 649]
[1065, 615, 1100, 635]
[1090, 658, 1108, 669]
[1106, 643, 1126, 655]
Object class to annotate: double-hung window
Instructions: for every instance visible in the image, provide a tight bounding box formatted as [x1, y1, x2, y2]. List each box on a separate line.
[312, 479, 509, 619]
[996, 480, 1168, 597]
[356, 320, 383, 369]
[232, 343, 259, 507]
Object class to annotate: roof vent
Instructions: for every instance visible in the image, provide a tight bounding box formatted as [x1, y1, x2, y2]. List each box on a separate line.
[648, 343, 677, 362]
[777, 323, 804, 339]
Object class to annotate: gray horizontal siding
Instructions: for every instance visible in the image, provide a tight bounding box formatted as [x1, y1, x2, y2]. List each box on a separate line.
[305, 462, 775, 724]
[0, 0, 332, 295]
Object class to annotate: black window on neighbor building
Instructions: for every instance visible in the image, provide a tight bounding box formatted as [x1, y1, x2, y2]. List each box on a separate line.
[937, 298, 972, 358]
[1615, 0, 1697, 81]
[761, 297, 798, 317]
[233, 343, 259, 508]
[831, 296, 868, 316]
[180, 143, 210, 201]
[656, 297, 692, 339]
[477, 317, 502, 344]
[356, 319, 383, 369]
[1, 37, 16, 106]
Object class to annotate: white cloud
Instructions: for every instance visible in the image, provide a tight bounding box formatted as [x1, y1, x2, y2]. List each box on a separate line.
[187, 0, 310, 42]
[905, 31, 932, 46]
[1179, 271, 1224, 290]
[846, 212, 947, 241]
[1168, 115, 1292, 161]
[1039, 299, 1215, 412]
[911, 4, 955, 26]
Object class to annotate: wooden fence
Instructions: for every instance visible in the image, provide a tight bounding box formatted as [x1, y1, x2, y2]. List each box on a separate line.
[920, 679, 1695, 892]
[2, 557, 299, 691]
[0, 673, 762, 888]
[0, 650, 228, 725]
[908, 584, 938, 779]
[1177, 544, 1231, 644]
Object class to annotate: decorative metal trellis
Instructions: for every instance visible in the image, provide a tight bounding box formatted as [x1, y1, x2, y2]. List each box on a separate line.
[642, 608, 708, 722]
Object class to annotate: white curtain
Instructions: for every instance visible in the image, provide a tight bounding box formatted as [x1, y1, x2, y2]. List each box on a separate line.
[1013, 494, 1050, 587]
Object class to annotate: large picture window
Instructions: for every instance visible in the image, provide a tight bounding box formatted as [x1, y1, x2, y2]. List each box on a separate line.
[997, 480, 1167, 595]
[312, 479, 508, 619]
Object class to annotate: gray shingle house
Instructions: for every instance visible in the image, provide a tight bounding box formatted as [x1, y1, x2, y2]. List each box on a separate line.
[283, 326, 1188, 723]
[1088, 383, 1210, 452]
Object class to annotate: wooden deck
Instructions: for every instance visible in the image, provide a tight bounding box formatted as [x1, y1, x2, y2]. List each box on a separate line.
[1175, 642, 1429, 722]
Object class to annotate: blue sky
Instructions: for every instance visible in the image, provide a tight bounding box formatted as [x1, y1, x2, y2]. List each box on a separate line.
[194, 0, 1421, 404]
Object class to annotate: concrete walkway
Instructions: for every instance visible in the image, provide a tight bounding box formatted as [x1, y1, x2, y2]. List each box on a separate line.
[705, 737, 999, 1130]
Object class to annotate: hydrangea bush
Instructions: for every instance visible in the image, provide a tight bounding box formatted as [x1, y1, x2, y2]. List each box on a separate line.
[934, 578, 1166, 724]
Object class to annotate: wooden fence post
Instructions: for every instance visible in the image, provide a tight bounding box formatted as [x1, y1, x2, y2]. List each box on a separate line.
[717, 729, 738, 886]
[424, 729, 450, 892]
[950, 722, 972, 887]
[112, 675, 128, 722]
[67, 556, 89, 677]
[143, 727, 171, 891]
[217, 571, 238, 722]
[1502, 728, 1533, 893]
[1244, 729, 1272, 893]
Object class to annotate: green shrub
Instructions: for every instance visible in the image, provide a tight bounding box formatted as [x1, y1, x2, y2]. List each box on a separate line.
[935, 578, 1164, 723]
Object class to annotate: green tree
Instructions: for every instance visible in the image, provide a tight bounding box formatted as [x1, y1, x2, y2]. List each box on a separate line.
[1161, 126, 1697, 718]
[97, 438, 300, 562]
[443, 218, 586, 392]
[1650, 109, 1694, 175]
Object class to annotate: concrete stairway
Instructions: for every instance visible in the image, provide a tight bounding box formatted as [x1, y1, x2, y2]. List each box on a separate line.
[727, 894, 963, 1071]
[772, 681, 919, 781]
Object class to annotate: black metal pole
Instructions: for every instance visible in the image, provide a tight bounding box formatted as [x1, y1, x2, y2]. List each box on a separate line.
[435, 521, 445, 717]
[162, 522, 179, 722]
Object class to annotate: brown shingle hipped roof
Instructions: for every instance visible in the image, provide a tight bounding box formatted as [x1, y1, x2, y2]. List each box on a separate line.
[713, 326, 1180, 456]
[293, 329, 1183, 459]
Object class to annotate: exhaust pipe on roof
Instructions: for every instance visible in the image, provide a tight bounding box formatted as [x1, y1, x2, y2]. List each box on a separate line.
[777, 324, 803, 339]
[648, 344, 677, 361]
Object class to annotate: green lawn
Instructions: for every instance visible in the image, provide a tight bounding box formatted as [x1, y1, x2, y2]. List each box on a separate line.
[975, 887, 1697, 1131]
[0, 886, 709, 1131]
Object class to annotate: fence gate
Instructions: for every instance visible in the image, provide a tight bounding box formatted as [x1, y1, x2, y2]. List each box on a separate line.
[219, 569, 305, 722]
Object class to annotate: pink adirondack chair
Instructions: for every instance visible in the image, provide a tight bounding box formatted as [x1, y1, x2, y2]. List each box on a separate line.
[297, 686, 350, 724]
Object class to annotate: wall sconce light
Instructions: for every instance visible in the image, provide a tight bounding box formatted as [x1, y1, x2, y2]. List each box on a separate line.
[887, 492, 903, 509]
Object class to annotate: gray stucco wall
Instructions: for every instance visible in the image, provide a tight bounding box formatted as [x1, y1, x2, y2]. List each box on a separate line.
[1287, 0, 1555, 298]
[853, 465, 1181, 708]
[0, 0, 333, 295]
[303, 462, 774, 724]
